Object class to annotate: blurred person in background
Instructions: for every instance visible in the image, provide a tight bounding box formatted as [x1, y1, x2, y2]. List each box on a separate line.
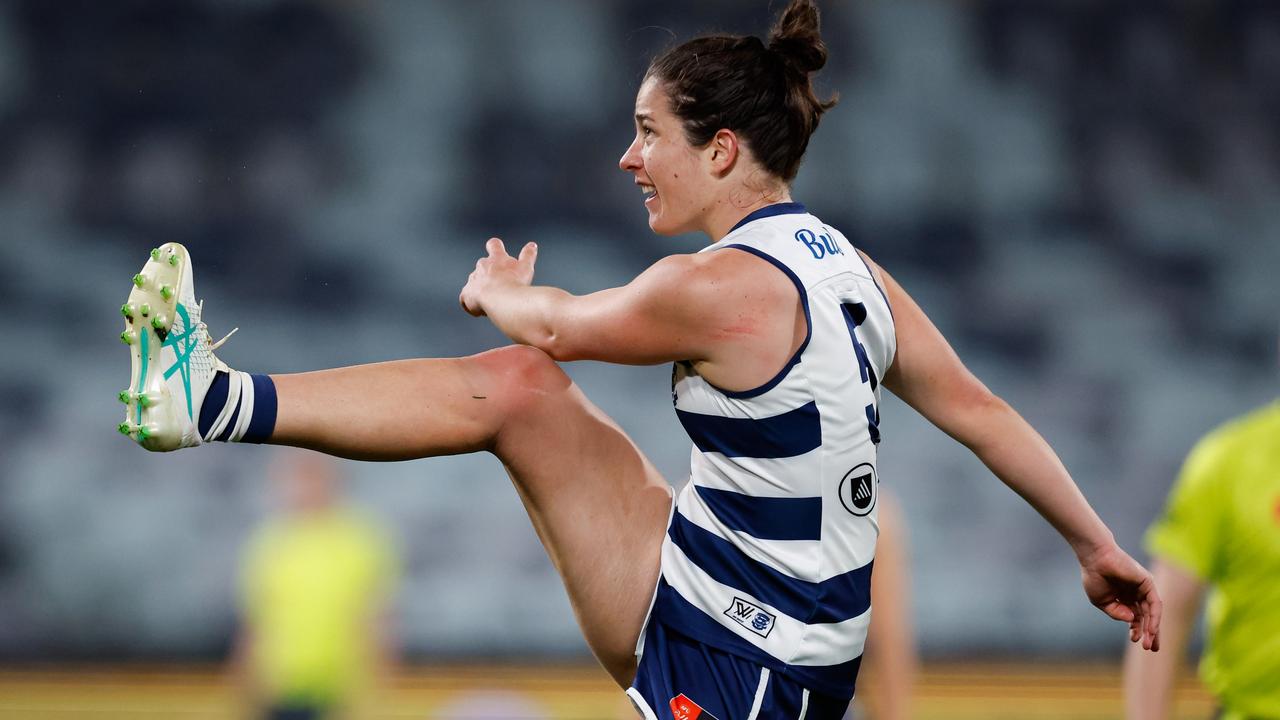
[231, 451, 398, 720]
[851, 492, 917, 720]
[1123, 372, 1280, 719]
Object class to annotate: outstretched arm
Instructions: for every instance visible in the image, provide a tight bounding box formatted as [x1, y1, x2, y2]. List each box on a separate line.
[458, 239, 798, 373]
[872, 257, 1162, 651]
[458, 239, 703, 363]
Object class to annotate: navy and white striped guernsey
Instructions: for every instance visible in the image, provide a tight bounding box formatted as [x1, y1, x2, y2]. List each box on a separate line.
[647, 202, 896, 699]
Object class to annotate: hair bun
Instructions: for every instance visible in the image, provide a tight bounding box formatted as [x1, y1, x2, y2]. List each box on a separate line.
[768, 36, 826, 74]
[767, 0, 828, 74]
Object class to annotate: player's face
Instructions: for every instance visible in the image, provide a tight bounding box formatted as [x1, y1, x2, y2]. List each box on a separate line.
[619, 78, 712, 236]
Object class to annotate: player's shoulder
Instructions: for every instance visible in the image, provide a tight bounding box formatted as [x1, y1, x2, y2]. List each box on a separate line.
[704, 243, 804, 302]
[1203, 401, 1280, 450]
[638, 252, 718, 296]
[1238, 399, 1280, 432]
[648, 247, 793, 298]
[1184, 401, 1280, 477]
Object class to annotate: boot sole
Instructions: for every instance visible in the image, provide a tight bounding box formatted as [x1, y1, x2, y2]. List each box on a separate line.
[118, 242, 190, 451]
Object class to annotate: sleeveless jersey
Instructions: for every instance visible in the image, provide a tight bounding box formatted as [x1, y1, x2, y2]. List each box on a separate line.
[648, 202, 896, 698]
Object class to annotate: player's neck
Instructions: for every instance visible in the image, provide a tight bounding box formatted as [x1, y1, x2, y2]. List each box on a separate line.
[704, 188, 795, 242]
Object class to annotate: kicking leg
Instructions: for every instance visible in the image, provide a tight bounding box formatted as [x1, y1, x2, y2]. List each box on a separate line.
[269, 352, 526, 460]
[120, 245, 669, 686]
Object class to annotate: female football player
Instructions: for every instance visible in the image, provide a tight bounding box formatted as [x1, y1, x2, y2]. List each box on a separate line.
[119, 1, 1161, 716]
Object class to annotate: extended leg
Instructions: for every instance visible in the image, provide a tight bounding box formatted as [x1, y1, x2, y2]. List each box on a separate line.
[120, 246, 669, 687]
[270, 350, 524, 460]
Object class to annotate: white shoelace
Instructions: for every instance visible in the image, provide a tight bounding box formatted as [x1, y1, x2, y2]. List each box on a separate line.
[194, 300, 239, 351]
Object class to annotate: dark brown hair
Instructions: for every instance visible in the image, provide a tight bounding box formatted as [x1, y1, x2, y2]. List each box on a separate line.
[645, 0, 838, 182]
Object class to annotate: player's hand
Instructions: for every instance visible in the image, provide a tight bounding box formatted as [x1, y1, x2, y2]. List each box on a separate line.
[459, 238, 538, 317]
[1079, 542, 1162, 651]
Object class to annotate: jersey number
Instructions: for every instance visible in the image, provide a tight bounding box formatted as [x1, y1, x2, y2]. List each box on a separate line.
[841, 301, 881, 445]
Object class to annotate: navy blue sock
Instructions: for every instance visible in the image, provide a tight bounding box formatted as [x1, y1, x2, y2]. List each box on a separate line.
[197, 371, 230, 438]
[241, 373, 277, 444]
[196, 371, 277, 443]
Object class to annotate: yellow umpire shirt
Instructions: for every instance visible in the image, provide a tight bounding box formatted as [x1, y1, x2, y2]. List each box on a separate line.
[1145, 401, 1280, 719]
[241, 508, 396, 706]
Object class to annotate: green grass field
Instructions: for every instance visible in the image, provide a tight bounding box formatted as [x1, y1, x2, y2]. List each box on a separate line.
[0, 662, 1213, 720]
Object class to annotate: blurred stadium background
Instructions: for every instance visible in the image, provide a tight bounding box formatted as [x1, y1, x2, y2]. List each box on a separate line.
[0, 0, 1275, 717]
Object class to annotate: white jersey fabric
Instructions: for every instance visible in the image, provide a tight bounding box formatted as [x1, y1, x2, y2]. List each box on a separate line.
[648, 202, 896, 698]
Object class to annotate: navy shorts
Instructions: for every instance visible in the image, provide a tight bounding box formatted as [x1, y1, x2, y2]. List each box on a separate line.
[627, 620, 852, 720]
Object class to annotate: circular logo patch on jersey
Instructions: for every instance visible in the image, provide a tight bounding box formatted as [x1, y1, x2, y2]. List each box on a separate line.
[839, 463, 878, 516]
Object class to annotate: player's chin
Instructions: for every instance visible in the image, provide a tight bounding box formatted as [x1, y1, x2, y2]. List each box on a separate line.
[647, 211, 687, 237]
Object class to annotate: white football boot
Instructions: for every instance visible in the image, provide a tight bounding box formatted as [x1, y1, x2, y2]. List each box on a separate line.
[118, 243, 238, 451]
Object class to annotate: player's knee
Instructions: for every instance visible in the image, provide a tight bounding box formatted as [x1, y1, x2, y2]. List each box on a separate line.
[473, 344, 573, 419]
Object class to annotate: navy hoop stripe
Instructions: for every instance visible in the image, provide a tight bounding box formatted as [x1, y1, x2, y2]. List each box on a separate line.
[676, 401, 822, 459]
[695, 485, 822, 542]
[668, 511, 873, 624]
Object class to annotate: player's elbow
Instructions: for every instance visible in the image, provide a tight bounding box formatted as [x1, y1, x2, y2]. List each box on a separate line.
[971, 387, 1011, 417]
[530, 328, 584, 363]
[948, 386, 1014, 451]
[538, 336, 574, 362]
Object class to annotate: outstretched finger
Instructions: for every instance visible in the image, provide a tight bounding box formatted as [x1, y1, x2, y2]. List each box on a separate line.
[518, 241, 538, 266]
[486, 237, 507, 257]
[1130, 571, 1162, 651]
[1144, 592, 1163, 651]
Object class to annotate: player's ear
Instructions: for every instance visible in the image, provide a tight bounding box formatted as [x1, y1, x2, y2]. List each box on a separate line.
[706, 129, 739, 176]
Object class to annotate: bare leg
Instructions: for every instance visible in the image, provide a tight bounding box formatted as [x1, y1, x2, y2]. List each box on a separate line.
[269, 346, 672, 686]
[271, 350, 521, 460]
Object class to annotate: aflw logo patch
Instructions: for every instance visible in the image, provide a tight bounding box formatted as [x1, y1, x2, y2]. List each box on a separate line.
[724, 596, 776, 638]
[670, 693, 720, 720]
[839, 463, 878, 516]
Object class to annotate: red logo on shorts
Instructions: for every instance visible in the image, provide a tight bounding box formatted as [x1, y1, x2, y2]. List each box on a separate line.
[670, 693, 719, 720]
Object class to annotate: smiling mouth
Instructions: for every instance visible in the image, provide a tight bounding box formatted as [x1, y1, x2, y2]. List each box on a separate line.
[638, 183, 657, 203]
